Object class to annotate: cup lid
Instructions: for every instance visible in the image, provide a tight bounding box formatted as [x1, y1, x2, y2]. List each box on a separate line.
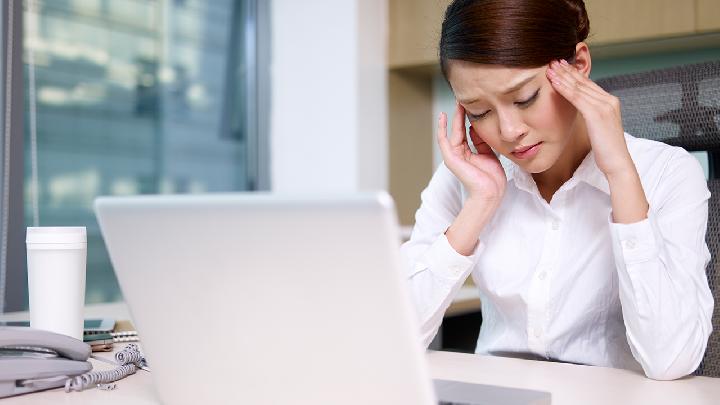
[26, 227, 87, 244]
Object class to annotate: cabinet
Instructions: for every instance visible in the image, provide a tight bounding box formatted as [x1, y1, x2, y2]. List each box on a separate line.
[585, 0, 695, 44]
[389, 0, 716, 68]
[697, 0, 720, 32]
[389, 0, 451, 68]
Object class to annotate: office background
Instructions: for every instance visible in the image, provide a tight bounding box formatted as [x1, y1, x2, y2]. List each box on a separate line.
[0, 0, 718, 314]
[0, 0, 271, 311]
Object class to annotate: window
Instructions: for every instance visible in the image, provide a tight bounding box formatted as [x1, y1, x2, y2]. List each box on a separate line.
[1, 0, 268, 311]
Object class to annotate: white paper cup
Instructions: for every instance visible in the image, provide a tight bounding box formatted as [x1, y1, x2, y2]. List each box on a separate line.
[26, 227, 87, 340]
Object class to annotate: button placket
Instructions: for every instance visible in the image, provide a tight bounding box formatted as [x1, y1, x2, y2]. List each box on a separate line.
[622, 238, 637, 250]
[527, 208, 564, 357]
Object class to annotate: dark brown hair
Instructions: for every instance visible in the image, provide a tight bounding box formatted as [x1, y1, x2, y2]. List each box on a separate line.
[439, 0, 590, 78]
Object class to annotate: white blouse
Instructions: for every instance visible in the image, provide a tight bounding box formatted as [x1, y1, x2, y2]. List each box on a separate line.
[402, 133, 713, 380]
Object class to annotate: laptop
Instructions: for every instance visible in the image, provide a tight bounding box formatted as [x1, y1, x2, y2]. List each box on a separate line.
[94, 192, 550, 405]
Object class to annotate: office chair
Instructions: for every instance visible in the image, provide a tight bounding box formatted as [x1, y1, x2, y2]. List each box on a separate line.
[596, 60, 720, 377]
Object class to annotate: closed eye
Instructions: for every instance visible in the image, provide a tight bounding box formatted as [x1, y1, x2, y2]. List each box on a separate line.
[466, 110, 490, 122]
[515, 89, 540, 108]
[466, 89, 540, 121]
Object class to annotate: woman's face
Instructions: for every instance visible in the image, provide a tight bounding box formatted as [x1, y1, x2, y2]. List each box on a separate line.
[447, 61, 580, 174]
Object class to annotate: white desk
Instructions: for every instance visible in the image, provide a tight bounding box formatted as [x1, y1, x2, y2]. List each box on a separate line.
[4, 347, 720, 404]
[429, 351, 720, 405]
[4, 303, 720, 404]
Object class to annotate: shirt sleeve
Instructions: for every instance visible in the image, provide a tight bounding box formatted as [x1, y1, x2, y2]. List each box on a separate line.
[610, 149, 713, 380]
[400, 163, 483, 348]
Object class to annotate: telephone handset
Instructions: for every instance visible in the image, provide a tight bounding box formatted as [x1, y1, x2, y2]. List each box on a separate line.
[0, 326, 91, 398]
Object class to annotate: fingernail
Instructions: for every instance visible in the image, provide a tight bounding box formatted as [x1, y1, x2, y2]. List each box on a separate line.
[560, 59, 569, 66]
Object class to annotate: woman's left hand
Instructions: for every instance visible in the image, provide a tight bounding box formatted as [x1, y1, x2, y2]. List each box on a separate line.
[546, 59, 634, 178]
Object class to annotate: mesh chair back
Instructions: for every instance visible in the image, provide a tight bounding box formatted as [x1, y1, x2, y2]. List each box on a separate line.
[598, 60, 720, 377]
[596, 60, 720, 152]
[701, 179, 720, 377]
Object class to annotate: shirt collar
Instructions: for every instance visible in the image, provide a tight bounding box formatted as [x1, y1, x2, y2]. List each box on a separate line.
[506, 150, 611, 196]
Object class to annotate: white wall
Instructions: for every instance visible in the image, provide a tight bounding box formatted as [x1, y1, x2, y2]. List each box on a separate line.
[270, 0, 388, 192]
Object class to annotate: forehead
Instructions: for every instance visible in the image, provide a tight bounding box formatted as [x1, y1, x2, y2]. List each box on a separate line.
[447, 60, 545, 103]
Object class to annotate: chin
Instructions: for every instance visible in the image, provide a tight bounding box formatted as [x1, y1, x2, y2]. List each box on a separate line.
[512, 154, 558, 174]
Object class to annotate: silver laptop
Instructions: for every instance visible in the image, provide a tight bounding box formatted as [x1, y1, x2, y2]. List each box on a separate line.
[94, 192, 550, 405]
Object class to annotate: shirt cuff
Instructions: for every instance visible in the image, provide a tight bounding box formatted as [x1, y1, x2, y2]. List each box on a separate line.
[609, 209, 660, 265]
[419, 233, 483, 280]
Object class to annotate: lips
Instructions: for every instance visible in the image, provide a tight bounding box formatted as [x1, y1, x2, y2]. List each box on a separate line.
[511, 142, 542, 159]
[513, 143, 538, 154]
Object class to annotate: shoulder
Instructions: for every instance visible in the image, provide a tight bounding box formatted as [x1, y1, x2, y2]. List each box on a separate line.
[626, 133, 703, 177]
[625, 133, 680, 166]
[625, 133, 708, 204]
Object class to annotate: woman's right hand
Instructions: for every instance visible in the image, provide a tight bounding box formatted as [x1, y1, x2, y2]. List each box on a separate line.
[438, 103, 507, 205]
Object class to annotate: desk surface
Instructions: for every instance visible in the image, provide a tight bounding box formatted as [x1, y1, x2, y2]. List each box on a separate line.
[4, 303, 719, 404]
[429, 351, 720, 405]
[5, 347, 720, 405]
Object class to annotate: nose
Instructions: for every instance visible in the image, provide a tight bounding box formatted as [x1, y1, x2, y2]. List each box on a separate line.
[497, 109, 528, 143]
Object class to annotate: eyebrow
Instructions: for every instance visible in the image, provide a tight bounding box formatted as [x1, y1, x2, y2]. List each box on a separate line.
[459, 73, 538, 105]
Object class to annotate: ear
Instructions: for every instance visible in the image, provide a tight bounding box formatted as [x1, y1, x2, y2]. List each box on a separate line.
[572, 42, 592, 78]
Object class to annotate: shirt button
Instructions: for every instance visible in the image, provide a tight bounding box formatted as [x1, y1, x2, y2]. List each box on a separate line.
[538, 271, 547, 280]
[623, 239, 637, 250]
[551, 220, 560, 230]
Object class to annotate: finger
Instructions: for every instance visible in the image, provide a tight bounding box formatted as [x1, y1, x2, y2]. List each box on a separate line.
[547, 64, 601, 111]
[468, 126, 493, 154]
[548, 61, 618, 112]
[558, 59, 609, 95]
[555, 60, 623, 113]
[436, 112, 451, 154]
[449, 103, 467, 147]
[554, 59, 608, 99]
[550, 78, 606, 115]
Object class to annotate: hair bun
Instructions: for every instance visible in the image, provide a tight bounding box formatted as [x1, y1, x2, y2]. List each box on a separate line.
[565, 0, 590, 42]
[439, 0, 592, 72]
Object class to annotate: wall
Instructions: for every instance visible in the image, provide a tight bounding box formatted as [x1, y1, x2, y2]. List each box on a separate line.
[270, 0, 388, 193]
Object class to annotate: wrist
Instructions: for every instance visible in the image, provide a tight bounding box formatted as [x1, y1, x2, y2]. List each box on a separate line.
[600, 150, 635, 179]
[445, 198, 499, 256]
[604, 160, 650, 224]
[604, 159, 638, 185]
[465, 194, 503, 210]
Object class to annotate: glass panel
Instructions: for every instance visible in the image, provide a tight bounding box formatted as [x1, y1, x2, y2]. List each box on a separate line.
[23, 0, 254, 307]
[0, 0, 6, 313]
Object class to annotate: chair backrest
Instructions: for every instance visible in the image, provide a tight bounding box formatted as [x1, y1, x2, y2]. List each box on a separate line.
[703, 179, 720, 377]
[596, 60, 720, 152]
[596, 60, 720, 377]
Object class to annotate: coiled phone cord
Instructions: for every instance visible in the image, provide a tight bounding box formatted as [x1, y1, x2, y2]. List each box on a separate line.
[65, 344, 147, 392]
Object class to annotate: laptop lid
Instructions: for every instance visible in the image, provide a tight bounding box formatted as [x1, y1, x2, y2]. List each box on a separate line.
[95, 192, 436, 405]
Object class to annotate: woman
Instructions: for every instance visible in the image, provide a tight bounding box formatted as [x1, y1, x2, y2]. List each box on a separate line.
[402, 0, 713, 380]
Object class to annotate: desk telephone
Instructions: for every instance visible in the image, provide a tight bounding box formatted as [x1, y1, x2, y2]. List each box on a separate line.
[1, 326, 147, 397]
[0, 326, 91, 397]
